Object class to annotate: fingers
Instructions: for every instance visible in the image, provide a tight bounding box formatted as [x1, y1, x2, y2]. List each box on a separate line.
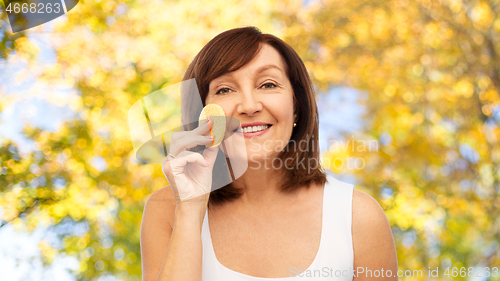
[170, 131, 189, 143]
[161, 119, 219, 204]
[162, 156, 173, 179]
[195, 118, 212, 135]
[170, 152, 209, 175]
[165, 151, 213, 202]
[172, 136, 214, 156]
[203, 146, 219, 166]
[169, 120, 213, 156]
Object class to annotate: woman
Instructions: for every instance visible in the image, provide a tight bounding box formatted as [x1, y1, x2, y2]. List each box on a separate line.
[140, 26, 398, 281]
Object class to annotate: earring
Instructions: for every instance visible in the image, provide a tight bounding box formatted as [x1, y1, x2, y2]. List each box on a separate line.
[293, 122, 297, 127]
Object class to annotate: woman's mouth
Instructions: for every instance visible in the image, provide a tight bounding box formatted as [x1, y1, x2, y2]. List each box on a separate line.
[234, 124, 272, 137]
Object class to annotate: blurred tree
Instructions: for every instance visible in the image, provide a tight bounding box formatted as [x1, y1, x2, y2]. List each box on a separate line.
[277, 0, 500, 276]
[1, 0, 283, 280]
[0, 0, 28, 59]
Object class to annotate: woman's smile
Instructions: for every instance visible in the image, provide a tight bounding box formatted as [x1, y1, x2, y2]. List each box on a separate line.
[234, 122, 273, 138]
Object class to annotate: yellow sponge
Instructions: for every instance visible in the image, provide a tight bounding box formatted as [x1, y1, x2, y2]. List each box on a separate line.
[198, 104, 226, 147]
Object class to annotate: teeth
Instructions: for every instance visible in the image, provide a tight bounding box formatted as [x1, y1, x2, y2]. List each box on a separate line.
[243, 125, 270, 133]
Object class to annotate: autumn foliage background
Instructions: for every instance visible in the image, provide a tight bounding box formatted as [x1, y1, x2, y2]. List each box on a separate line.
[1, 0, 500, 280]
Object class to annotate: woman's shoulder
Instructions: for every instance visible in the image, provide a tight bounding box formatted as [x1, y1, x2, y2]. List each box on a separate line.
[147, 185, 177, 202]
[351, 189, 389, 231]
[352, 190, 385, 218]
[142, 185, 177, 232]
[325, 176, 388, 227]
[351, 189, 398, 269]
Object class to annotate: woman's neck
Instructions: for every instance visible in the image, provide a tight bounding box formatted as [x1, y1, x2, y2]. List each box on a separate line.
[232, 164, 290, 207]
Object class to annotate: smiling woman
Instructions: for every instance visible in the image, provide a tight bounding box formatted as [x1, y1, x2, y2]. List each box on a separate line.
[140, 26, 399, 281]
[180, 27, 325, 206]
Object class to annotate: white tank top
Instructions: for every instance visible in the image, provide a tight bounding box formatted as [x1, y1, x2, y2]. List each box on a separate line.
[201, 174, 355, 280]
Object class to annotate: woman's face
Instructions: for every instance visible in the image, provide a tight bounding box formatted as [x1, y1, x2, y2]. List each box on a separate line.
[206, 43, 296, 167]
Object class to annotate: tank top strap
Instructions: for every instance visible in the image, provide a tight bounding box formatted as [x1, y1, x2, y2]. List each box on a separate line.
[314, 174, 355, 274]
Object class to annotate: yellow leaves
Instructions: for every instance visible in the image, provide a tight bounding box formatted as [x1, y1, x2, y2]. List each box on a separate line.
[63, 148, 72, 158]
[10, 158, 30, 175]
[13, 37, 40, 59]
[395, 111, 413, 135]
[68, 206, 84, 221]
[123, 66, 136, 82]
[470, 2, 494, 30]
[39, 240, 57, 265]
[67, 158, 84, 173]
[390, 193, 412, 230]
[495, 19, 500, 32]
[402, 91, 414, 103]
[425, 22, 439, 35]
[453, 79, 474, 98]
[88, 71, 106, 88]
[84, 16, 101, 32]
[42, 146, 52, 155]
[69, 96, 84, 112]
[313, 69, 327, 81]
[5, 159, 15, 168]
[371, 8, 391, 40]
[447, 0, 463, 14]
[91, 189, 110, 204]
[1, 189, 22, 216]
[43, 64, 63, 80]
[423, 22, 444, 49]
[111, 186, 127, 199]
[132, 189, 144, 201]
[111, 156, 122, 168]
[101, 0, 114, 13]
[477, 75, 491, 90]
[412, 112, 424, 125]
[412, 64, 423, 77]
[442, 28, 455, 40]
[424, 88, 440, 101]
[479, 163, 494, 186]
[37, 188, 51, 199]
[77, 138, 87, 149]
[52, 203, 67, 218]
[481, 104, 492, 116]
[137, 83, 152, 96]
[384, 84, 397, 97]
[351, 21, 371, 45]
[336, 33, 351, 48]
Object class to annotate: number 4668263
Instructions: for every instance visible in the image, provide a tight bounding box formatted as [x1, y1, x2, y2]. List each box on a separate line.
[5, 2, 61, 14]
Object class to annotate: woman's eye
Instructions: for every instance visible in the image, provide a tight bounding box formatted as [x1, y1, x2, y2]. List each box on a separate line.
[262, 82, 277, 89]
[215, 83, 276, 94]
[215, 88, 232, 95]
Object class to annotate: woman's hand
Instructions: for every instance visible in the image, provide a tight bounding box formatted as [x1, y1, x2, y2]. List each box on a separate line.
[162, 118, 220, 206]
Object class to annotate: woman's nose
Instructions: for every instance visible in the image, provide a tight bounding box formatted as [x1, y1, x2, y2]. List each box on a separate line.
[236, 90, 262, 116]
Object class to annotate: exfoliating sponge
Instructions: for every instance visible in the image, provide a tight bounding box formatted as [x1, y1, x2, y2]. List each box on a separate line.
[198, 104, 226, 147]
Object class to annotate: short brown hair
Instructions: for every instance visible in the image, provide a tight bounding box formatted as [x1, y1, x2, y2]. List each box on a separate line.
[181, 26, 327, 207]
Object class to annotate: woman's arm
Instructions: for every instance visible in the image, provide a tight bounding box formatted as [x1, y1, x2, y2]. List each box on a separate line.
[352, 190, 399, 281]
[140, 186, 208, 281]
